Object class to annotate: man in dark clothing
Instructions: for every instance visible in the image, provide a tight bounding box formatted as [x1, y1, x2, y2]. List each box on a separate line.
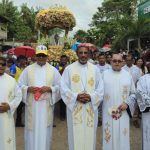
[56, 55, 68, 120]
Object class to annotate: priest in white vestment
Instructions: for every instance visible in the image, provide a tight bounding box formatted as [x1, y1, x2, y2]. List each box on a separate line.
[96, 53, 111, 74]
[18, 45, 61, 150]
[60, 44, 104, 150]
[102, 54, 136, 150]
[122, 54, 141, 85]
[137, 62, 150, 150]
[96, 52, 111, 126]
[0, 56, 22, 150]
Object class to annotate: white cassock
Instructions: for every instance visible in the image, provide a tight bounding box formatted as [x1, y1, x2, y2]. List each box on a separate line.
[123, 65, 141, 85]
[137, 74, 150, 150]
[18, 63, 61, 150]
[102, 69, 136, 150]
[96, 63, 111, 74]
[96, 63, 111, 117]
[60, 61, 104, 150]
[0, 73, 22, 150]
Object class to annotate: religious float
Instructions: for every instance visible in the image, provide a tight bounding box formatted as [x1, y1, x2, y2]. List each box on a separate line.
[35, 6, 77, 64]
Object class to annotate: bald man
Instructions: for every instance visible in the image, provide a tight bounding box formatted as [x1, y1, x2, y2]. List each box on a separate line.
[102, 54, 136, 150]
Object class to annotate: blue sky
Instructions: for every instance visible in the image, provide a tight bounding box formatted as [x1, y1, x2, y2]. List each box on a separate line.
[13, 0, 103, 35]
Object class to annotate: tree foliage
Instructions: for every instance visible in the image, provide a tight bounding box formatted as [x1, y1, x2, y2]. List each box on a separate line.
[73, 29, 87, 43]
[0, 1, 38, 42]
[87, 0, 138, 50]
[113, 17, 150, 50]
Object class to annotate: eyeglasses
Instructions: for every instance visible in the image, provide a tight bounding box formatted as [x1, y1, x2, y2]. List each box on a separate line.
[0, 63, 6, 66]
[36, 54, 47, 58]
[112, 60, 122, 64]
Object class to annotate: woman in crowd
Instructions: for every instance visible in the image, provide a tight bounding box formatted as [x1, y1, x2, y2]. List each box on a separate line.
[135, 57, 147, 75]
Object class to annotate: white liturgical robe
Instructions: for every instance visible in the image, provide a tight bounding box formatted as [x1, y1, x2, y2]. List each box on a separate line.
[18, 63, 61, 150]
[123, 65, 141, 85]
[137, 74, 150, 150]
[60, 61, 104, 150]
[0, 73, 22, 150]
[102, 69, 136, 150]
[96, 63, 111, 74]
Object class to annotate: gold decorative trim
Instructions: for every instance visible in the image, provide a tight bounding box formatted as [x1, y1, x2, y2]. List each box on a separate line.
[65, 92, 72, 104]
[104, 94, 110, 101]
[104, 122, 111, 143]
[88, 77, 94, 87]
[72, 74, 80, 83]
[73, 104, 83, 125]
[86, 107, 94, 127]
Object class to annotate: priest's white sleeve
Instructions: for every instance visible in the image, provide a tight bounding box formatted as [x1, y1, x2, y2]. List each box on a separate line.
[18, 67, 29, 104]
[136, 75, 150, 112]
[60, 66, 78, 112]
[89, 67, 104, 112]
[8, 82, 22, 115]
[126, 75, 137, 117]
[50, 67, 61, 105]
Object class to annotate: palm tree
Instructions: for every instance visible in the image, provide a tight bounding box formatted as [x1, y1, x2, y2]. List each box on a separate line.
[113, 17, 150, 51]
[0, 0, 16, 17]
[123, 17, 150, 50]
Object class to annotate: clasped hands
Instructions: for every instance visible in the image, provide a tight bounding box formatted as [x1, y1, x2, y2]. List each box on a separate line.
[0, 102, 10, 113]
[27, 86, 52, 94]
[77, 92, 91, 104]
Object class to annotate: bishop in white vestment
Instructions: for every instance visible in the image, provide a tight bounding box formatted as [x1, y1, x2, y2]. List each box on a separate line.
[61, 45, 104, 150]
[18, 45, 61, 150]
[102, 54, 136, 150]
[0, 57, 22, 150]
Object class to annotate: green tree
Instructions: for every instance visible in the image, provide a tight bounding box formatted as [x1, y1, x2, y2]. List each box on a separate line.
[115, 17, 150, 51]
[0, 0, 19, 39]
[89, 0, 138, 49]
[0, 1, 38, 42]
[74, 30, 87, 42]
[19, 3, 37, 42]
[13, 16, 33, 42]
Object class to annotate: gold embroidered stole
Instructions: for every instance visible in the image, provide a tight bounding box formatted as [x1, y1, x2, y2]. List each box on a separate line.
[27, 63, 53, 129]
[71, 62, 96, 150]
[3, 75, 15, 149]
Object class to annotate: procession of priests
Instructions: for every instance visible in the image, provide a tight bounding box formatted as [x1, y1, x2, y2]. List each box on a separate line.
[0, 43, 150, 150]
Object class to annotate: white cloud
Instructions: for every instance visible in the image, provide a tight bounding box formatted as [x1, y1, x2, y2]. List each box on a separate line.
[13, 0, 103, 34]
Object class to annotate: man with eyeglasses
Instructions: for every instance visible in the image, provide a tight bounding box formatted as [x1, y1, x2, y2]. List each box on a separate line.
[60, 43, 104, 150]
[0, 56, 22, 150]
[18, 45, 61, 150]
[102, 53, 136, 150]
[136, 51, 150, 150]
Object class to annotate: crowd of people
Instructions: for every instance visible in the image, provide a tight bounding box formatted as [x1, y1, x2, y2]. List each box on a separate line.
[0, 44, 150, 150]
